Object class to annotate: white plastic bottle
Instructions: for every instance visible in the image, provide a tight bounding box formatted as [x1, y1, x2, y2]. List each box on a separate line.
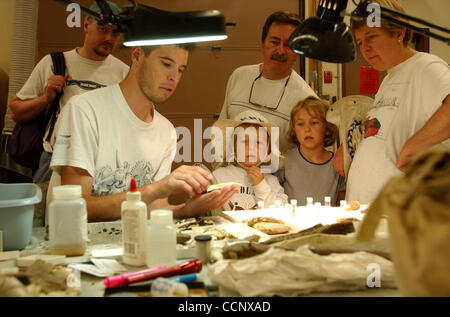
[49, 185, 87, 256]
[147, 209, 176, 268]
[121, 178, 147, 266]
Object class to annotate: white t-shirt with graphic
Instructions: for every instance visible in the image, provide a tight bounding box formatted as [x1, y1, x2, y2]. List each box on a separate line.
[219, 64, 317, 153]
[347, 52, 450, 203]
[16, 48, 129, 152]
[213, 164, 288, 210]
[48, 84, 177, 209]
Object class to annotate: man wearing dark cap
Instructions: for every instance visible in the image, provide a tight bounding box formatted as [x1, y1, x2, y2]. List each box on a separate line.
[9, 1, 129, 183]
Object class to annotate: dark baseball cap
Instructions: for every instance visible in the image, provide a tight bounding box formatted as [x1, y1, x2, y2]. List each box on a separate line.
[86, 1, 121, 19]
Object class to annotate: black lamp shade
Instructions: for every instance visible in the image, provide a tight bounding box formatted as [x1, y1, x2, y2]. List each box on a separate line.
[288, 16, 356, 63]
[122, 4, 227, 46]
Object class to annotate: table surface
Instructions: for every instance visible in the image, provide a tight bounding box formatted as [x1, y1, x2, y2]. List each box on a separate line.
[20, 224, 400, 297]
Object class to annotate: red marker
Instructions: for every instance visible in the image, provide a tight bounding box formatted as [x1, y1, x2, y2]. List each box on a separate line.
[126, 259, 202, 284]
[104, 264, 168, 288]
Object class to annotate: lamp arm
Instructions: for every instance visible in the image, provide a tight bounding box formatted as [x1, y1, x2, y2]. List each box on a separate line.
[379, 5, 450, 35]
[380, 13, 450, 45]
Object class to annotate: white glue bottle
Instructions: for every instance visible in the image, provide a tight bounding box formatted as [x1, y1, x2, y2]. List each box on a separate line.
[121, 178, 147, 266]
[147, 209, 176, 268]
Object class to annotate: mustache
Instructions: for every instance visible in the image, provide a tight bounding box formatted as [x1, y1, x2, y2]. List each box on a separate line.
[101, 41, 113, 48]
[270, 53, 288, 62]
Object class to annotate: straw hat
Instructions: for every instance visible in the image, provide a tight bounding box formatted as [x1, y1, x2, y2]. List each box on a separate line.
[211, 110, 285, 172]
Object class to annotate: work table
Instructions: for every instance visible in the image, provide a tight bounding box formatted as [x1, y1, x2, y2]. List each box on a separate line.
[13, 218, 400, 297]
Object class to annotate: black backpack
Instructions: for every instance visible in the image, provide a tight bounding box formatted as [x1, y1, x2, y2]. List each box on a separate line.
[9, 52, 66, 173]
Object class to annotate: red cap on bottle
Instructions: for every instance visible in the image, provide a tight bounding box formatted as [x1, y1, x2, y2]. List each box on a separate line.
[130, 178, 137, 192]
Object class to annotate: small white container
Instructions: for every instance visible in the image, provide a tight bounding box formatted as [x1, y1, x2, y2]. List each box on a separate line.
[147, 210, 176, 268]
[195, 235, 212, 264]
[48, 185, 87, 256]
[290, 200, 297, 217]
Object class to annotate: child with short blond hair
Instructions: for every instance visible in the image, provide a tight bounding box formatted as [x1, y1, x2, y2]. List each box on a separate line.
[279, 97, 345, 206]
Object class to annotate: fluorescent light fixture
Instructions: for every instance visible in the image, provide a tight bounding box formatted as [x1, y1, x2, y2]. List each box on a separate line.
[288, 0, 450, 63]
[54, 0, 228, 46]
[124, 35, 228, 47]
[121, 3, 228, 47]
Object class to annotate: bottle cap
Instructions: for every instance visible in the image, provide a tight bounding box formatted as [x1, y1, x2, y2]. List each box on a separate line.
[194, 235, 212, 242]
[126, 178, 141, 201]
[53, 185, 82, 200]
[150, 209, 173, 224]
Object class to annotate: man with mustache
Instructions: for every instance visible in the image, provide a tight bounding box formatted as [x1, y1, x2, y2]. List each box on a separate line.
[9, 1, 129, 183]
[47, 44, 240, 222]
[218, 11, 317, 154]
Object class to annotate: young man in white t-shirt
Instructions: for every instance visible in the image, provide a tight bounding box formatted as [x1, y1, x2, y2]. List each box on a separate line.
[49, 44, 240, 222]
[9, 1, 129, 182]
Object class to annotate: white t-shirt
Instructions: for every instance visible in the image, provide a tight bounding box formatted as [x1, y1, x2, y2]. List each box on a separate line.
[347, 52, 450, 204]
[48, 84, 177, 208]
[16, 48, 129, 152]
[219, 64, 317, 153]
[213, 164, 288, 210]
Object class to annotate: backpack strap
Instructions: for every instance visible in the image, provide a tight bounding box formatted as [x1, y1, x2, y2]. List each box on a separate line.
[45, 52, 66, 142]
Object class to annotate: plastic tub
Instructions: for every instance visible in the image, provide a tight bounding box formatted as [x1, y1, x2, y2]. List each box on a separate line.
[0, 183, 42, 250]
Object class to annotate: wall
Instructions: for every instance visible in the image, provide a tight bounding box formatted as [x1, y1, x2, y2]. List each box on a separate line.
[0, 0, 15, 134]
[0, 0, 14, 76]
[402, 0, 450, 63]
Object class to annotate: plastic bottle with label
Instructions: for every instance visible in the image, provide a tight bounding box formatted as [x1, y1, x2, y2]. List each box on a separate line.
[48, 185, 87, 256]
[121, 178, 147, 266]
[147, 209, 176, 268]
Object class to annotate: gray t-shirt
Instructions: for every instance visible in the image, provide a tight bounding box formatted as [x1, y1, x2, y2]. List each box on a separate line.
[277, 146, 345, 206]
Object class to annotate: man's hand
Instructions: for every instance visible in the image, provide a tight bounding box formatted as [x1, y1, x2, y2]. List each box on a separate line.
[247, 166, 264, 185]
[333, 145, 345, 177]
[43, 74, 70, 104]
[154, 165, 213, 199]
[181, 184, 240, 218]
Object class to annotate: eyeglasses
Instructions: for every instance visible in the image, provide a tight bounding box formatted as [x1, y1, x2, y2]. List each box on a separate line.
[248, 72, 291, 110]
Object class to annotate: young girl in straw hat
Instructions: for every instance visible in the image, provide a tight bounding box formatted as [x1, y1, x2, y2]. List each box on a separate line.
[212, 110, 287, 210]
